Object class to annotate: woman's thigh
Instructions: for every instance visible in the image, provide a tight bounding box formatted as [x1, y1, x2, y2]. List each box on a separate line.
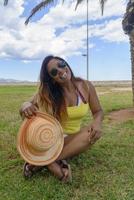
[64, 134, 76, 146]
[64, 128, 90, 146]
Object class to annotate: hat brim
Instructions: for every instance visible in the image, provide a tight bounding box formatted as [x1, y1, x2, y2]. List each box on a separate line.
[17, 112, 64, 166]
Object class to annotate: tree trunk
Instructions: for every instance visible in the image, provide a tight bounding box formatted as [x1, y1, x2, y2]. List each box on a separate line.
[130, 33, 134, 106]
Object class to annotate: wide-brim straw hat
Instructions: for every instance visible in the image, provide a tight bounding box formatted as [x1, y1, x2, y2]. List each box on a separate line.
[17, 112, 64, 166]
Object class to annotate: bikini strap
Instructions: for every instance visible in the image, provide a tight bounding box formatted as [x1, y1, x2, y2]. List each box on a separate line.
[76, 87, 87, 104]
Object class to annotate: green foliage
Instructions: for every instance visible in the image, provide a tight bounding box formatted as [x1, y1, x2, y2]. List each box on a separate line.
[0, 85, 134, 200]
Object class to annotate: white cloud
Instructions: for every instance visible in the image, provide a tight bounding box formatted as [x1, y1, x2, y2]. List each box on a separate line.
[0, 0, 24, 27]
[89, 18, 129, 43]
[88, 0, 127, 20]
[0, 0, 128, 61]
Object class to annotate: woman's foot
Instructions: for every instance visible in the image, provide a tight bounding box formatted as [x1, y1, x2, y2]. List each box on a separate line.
[23, 162, 44, 178]
[48, 160, 72, 183]
[57, 160, 72, 183]
[23, 161, 72, 183]
[47, 162, 64, 180]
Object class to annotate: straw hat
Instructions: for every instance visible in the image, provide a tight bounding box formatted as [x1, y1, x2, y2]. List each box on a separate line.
[17, 112, 64, 166]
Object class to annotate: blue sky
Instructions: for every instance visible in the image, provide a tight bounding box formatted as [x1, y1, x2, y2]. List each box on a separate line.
[0, 0, 130, 81]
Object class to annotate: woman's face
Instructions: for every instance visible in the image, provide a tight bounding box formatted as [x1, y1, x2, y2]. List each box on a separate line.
[47, 58, 72, 83]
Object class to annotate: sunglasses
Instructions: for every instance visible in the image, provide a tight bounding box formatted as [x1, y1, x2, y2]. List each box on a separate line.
[49, 60, 67, 77]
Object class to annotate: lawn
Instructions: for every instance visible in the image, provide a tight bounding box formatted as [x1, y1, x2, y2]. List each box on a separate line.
[0, 85, 134, 200]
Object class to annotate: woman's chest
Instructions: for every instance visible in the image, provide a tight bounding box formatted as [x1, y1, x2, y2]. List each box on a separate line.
[64, 83, 88, 107]
[64, 92, 78, 107]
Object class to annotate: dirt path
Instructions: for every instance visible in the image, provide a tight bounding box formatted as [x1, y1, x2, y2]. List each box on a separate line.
[108, 108, 134, 123]
[98, 87, 132, 96]
[111, 87, 132, 92]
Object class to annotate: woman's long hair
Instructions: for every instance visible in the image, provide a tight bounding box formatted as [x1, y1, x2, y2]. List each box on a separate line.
[38, 55, 78, 123]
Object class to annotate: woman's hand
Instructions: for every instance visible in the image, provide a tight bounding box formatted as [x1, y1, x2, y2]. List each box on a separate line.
[20, 102, 38, 119]
[81, 121, 102, 145]
[87, 121, 102, 144]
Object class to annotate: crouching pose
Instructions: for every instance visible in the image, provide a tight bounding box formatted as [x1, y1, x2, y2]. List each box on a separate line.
[20, 55, 103, 182]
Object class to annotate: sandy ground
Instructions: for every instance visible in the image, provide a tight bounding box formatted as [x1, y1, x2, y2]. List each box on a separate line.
[98, 87, 132, 95]
[111, 87, 132, 92]
[98, 91, 110, 95]
[108, 108, 134, 123]
[97, 87, 134, 123]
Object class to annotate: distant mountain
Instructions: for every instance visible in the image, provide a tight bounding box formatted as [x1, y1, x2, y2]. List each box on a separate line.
[0, 78, 36, 84]
[0, 78, 131, 86]
[0, 78, 22, 83]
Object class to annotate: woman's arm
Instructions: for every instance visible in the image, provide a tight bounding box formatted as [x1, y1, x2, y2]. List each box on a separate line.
[87, 81, 103, 122]
[86, 81, 104, 143]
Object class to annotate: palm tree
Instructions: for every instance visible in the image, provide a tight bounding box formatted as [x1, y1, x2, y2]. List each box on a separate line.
[130, 37, 134, 105]
[122, 0, 134, 105]
[3, 0, 107, 24]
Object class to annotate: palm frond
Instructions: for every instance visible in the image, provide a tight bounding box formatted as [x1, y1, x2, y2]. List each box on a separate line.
[25, 0, 55, 25]
[75, 0, 84, 10]
[4, 0, 8, 6]
[99, 0, 107, 15]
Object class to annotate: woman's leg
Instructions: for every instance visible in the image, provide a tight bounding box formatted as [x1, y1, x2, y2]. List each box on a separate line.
[47, 162, 65, 180]
[57, 128, 101, 161]
[23, 129, 100, 181]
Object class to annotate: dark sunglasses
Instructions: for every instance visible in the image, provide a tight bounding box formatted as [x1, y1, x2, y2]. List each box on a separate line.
[49, 60, 67, 77]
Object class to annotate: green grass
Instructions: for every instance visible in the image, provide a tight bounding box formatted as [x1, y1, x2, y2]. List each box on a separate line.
[0, 85, 134, 200]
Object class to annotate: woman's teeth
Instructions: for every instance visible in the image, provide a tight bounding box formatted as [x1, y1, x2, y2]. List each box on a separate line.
[60, 72, 67, 79]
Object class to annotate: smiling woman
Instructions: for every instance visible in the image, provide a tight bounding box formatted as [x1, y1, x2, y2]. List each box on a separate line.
[19, 55, 103, 183]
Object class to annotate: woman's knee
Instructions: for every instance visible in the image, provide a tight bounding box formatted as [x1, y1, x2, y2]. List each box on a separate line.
[79, 130, 91, 146]
[80, 129, 102, 147]
[90, 131, 102, 145]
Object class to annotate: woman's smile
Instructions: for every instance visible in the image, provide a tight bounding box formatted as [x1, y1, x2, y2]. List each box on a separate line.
[59, 71, 67, 80]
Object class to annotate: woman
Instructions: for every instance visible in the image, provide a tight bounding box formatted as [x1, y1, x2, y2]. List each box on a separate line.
[20, 55, 103, 182]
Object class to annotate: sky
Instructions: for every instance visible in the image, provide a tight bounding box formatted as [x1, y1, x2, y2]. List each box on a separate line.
[0, 0, 131, 81]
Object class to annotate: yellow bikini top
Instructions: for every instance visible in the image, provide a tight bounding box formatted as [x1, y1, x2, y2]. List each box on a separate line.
[62, 102, 89, 134]
[62, 88, 89, 134]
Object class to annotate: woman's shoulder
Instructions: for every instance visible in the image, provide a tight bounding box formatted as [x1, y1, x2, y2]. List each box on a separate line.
[75, 78, 93, 90]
